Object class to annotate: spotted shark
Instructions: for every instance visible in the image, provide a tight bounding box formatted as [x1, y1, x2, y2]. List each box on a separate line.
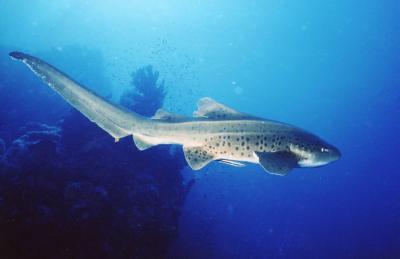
[9, 51, 340, 175]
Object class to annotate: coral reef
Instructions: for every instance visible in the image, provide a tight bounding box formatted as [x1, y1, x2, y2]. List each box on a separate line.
[0, 51, 192, 259]
[120, 65, 166, 116]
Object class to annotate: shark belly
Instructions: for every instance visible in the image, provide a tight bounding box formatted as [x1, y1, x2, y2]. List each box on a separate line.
[141, 120, 264, 166]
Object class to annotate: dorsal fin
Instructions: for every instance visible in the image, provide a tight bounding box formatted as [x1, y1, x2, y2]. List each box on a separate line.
[193, 97, 253, 120]
[151, 109, 186, 122]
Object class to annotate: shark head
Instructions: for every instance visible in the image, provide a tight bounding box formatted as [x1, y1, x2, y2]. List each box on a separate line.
[289, 131, 341, 168]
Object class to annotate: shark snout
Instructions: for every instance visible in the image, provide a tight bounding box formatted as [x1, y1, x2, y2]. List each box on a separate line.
[321, 145, 341, 164]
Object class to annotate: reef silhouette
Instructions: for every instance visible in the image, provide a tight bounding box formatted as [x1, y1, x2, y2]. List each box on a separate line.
[120, 65, 167, 117]
[0, 46, 192, 259]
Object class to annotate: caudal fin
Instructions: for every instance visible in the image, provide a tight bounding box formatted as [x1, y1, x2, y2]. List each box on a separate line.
[9, 51, 145, 140]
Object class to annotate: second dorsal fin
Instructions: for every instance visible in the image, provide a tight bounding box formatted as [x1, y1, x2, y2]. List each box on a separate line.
[193, 97, 253, 120]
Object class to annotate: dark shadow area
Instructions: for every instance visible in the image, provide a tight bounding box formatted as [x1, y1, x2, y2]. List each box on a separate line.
[0, 46, 193, 259]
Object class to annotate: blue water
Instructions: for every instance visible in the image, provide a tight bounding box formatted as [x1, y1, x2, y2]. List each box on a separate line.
[1, 1, 399, 258]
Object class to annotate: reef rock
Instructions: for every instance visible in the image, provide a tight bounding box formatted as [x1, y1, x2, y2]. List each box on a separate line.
[0, 64, 192, 259]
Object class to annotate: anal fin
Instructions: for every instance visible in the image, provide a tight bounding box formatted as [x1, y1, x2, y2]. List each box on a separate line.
[132, 134, 163, 151]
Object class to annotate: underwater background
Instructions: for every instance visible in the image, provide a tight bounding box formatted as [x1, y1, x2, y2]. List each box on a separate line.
[0, 1, 399, 258]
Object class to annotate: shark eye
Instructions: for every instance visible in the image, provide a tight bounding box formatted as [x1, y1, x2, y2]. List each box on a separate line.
[321, 148, 329, 152]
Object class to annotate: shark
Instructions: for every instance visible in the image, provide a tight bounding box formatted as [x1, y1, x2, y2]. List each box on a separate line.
[9, 51, 340, 176]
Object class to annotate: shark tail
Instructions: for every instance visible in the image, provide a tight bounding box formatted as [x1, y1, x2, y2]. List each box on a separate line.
[9, 51, 146, 141]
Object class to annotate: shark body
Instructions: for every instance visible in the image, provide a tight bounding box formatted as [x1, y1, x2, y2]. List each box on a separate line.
[9, 51, 340, 175]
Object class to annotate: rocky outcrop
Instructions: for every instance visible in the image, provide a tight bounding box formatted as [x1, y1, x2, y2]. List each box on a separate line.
[0, 56, 193, 258]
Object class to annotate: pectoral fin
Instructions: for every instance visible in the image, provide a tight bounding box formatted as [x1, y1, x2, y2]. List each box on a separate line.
[255, 151, 298, 176]
[183, 146, 215, 170]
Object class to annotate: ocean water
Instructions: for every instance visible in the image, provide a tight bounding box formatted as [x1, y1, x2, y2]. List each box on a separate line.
[0, 1, 399, 258]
